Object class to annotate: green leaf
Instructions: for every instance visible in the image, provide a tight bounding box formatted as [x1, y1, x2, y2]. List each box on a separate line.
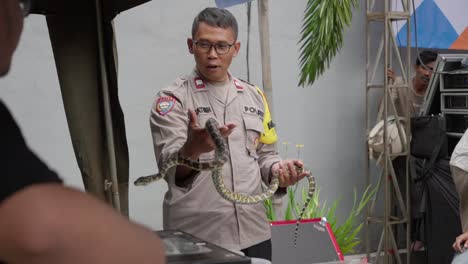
[264, 197, 277, 221]
[284, 186, 297, 220]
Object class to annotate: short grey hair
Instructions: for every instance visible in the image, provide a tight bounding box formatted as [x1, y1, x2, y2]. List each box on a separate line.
[192, 8, 238, 40]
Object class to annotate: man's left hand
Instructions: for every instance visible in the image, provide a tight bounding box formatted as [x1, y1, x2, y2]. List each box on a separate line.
[271, 159, 309, 188]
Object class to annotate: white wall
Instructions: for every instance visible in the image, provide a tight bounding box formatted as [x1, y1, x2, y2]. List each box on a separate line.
[0, 16, 82, 187]
[0, 0, 371, 236]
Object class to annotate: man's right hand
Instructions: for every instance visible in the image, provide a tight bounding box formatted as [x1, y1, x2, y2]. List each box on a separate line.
[387, 68, 395, 83]
[179, 109, 236, 160]
[175, 109, 235, 187]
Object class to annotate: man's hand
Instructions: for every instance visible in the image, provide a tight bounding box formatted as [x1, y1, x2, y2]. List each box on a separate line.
[180, 109, 236, 159]
[387, 68, 395, 83]
[453, 231, 468, 253]
[271, 159, 309, 188]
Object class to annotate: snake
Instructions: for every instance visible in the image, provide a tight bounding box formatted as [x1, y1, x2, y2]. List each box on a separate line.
[134, 117, 316, 245]
[133, 118, 227, 187]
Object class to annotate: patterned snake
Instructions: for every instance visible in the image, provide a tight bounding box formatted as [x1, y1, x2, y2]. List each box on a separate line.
[134, 117, 316, 245]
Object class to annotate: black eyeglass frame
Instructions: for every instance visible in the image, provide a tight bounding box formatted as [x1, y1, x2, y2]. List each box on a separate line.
[193, 40, 236, 55]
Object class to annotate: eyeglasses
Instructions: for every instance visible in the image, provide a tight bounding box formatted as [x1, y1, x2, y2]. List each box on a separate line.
[194, 41, 235, 55]
[19, 0, 32, 17]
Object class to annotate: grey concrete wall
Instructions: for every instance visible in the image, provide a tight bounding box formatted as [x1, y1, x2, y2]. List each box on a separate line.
[0, 0, 373, 245]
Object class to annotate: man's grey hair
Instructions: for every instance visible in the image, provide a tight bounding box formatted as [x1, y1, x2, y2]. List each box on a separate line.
[192, 7, 238, 40]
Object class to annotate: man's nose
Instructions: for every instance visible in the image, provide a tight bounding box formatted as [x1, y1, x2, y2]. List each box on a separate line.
[207, 46, 218, 58]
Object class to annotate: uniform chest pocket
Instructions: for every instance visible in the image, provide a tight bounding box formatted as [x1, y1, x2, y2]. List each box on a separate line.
[243, 115, 264, 160]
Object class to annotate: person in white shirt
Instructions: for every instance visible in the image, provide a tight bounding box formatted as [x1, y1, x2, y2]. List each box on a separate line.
[450, 130, 468, 263]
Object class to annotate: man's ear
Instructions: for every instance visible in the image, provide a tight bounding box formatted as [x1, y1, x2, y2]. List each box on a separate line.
[187, 38, 194, 54]
[232, 41, 241, 57]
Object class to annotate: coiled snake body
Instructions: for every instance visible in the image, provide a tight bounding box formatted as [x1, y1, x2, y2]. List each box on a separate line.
[134, 118, 316, 245]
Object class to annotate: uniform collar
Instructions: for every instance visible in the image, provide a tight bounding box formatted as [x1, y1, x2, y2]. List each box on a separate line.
[189, 69, 245, 93]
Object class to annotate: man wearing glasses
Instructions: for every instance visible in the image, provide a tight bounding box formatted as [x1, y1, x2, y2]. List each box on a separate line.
[0, 0, 165, 263]
[149, 7, 309, 261]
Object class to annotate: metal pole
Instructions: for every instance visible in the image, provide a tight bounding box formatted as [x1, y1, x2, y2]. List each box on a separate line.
[383, 2, 390, 262]
[257, 0, 274, 112]
[365, 0, 371, 260]
[366, 0, 411, 262]
[406, 1, 412, 263]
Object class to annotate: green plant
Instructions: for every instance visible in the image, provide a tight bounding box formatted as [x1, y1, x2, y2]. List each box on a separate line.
[298, 0, 359, 86]
[265, 185, 376, 255]
[264, 194, 277, 222]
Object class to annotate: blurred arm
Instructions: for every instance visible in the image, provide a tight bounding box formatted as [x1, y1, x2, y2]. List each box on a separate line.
[0, 183, 166, 264]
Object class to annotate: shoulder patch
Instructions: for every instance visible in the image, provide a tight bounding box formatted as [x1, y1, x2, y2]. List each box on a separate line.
[155, 96, 176, 116]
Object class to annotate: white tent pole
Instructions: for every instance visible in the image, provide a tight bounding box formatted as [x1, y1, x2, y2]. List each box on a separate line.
[257, 0, 274, 114]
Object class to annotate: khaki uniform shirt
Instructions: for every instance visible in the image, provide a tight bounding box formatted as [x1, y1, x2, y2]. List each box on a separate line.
[150, 70, 282, 251]
[450, 130, 468, 231]
[377, 76, 425, 120]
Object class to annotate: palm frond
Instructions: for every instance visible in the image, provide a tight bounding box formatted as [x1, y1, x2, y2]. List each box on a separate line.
[298, 0, 359, 86]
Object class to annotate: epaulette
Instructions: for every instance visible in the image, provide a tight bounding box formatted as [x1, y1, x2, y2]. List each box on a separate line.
[161, 76, 189, 93]
[238, 78, 258, 90]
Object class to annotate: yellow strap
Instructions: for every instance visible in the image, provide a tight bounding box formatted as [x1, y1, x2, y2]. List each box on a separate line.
[255, 86, 278, 144]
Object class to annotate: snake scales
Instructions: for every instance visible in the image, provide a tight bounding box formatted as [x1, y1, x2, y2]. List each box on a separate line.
[134, 117, 316, 246]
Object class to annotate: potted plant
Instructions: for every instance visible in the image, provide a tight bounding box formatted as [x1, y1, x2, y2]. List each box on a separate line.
[265, 185, 376, 255]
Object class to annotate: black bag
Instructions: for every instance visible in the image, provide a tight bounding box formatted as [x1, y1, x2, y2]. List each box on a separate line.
[409, 115, 459, 264]
[410, 157, 461, 264]
[410, 115, 448, 160]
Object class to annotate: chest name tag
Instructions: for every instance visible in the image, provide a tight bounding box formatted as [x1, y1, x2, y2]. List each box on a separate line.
[195, 106, 213, 115]
[243, 106, 264, 119]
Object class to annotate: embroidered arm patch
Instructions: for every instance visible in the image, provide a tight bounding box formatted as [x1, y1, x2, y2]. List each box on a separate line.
[155, 96, 176, 116]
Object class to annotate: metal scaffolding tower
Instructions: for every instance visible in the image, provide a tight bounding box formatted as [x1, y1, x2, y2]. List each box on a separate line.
[365, 0, 412, 263]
